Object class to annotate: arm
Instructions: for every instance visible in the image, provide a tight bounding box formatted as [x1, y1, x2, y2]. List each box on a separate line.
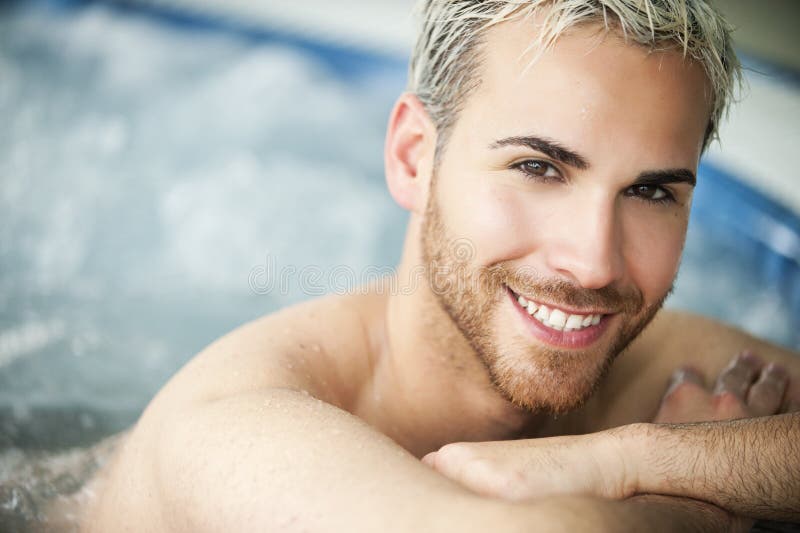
[423, 352, 798, 521]
[88, 386, 741, 533]
[627, 413, 800, 522]
[421, 418, 792, 527]
[86, 387, 529, 532]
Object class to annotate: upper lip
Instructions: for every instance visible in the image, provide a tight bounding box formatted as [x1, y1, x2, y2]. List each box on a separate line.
[506, 285, 615, 316]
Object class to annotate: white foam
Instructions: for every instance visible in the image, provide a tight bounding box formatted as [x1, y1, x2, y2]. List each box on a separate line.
[0, 320, 66, 369]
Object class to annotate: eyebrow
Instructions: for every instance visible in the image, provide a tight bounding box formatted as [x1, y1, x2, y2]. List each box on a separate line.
[490, 135, 696, 187]
[635, 168, 696, 187]
[490, 135, 589, 170]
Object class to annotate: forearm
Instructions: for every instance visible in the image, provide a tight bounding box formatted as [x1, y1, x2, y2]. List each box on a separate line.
[626, 413, 800, 521]
[528, 494, 737, 533]
[622, 494, 742, 533]
[166, 391, 713, 532]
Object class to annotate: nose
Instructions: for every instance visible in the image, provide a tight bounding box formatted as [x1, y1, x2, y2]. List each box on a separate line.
[542, 191, 624, 289]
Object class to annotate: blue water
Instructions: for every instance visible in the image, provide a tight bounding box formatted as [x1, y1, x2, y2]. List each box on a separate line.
[0, 1, 798, 454]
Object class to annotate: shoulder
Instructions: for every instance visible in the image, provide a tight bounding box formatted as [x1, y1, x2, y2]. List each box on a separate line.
[163, 291, 380, 411]
[632, 309, 798, 370]
[82, 291, 382, 528]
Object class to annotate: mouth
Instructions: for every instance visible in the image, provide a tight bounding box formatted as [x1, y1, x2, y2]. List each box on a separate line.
[506, 285, 613, 349]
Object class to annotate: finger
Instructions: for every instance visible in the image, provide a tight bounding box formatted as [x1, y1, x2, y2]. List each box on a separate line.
[421, 452, 436, 467]
[654, 367, 710, 424]
[426, 443, 473, 480]
[425, 444, 512, 499]
[746, 363, 788, 416]
[664, 366, 706, 398]
[713, 351, 762, 401]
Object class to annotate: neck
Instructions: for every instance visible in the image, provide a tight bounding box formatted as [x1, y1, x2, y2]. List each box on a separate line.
[358, 218, 544, 457]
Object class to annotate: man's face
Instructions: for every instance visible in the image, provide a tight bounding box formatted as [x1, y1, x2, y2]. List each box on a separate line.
[420, 20, 710, 413]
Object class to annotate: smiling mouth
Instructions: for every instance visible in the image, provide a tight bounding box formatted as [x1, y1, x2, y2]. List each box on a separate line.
[506, 286, 609, 332]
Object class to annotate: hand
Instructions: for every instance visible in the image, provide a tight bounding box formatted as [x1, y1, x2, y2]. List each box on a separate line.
[654, 351, 789, 424]
[421, 430, 631, 502]
[650, 351, 790, 533]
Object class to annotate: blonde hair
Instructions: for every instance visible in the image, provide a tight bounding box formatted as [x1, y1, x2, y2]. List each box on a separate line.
[408, 0, 741, 154]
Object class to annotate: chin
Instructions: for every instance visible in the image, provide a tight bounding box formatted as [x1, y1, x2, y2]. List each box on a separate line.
[480, 298, 663, 414]
[482, 338, 616, 414]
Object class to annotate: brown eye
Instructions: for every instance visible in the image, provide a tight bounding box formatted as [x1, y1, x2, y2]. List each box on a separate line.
[514, 160, 562, 181]
[522, 160, 549, 176]
[628, 184, 670, 202]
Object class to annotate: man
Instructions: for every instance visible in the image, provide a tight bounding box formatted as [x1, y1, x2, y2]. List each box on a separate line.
[82, 0, 800, 531]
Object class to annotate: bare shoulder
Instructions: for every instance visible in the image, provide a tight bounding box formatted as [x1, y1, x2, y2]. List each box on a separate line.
[149, 290, 380, 413]
[81, 290, 381, 530]
[557, 309, 799, 433]
[630, 308, 799, 373]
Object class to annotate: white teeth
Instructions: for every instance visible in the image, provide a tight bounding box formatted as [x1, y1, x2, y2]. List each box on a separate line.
[534, 305, 550, 322]
[547, 309, 567, 330]
[565, 314, 584, 330]
[514, 291, 605, 333]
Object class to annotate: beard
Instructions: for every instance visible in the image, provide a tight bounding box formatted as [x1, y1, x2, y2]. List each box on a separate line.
[419, 179, 670, 414]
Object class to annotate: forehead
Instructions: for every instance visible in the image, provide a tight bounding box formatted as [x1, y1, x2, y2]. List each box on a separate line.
[452, 18, 712, 165]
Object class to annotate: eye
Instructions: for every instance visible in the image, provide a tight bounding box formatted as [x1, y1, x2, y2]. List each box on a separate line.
[626, 184, 674, 204]
[512, 159, 562, 182]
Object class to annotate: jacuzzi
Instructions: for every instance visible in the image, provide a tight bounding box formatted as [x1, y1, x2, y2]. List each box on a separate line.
[1, 1, 798, 530]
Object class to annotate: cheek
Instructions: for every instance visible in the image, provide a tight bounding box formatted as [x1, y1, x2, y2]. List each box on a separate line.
[449, 179, 534, 265]
[623, 209, 688, 302]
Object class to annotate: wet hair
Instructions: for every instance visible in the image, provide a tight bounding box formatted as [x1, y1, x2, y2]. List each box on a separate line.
[408, 0, 741, 156]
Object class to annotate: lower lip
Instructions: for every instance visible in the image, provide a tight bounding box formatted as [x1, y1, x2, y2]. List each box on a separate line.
[507, 287, 612, 349]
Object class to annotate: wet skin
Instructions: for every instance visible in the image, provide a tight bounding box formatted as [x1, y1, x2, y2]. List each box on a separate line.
[77, 18, 800, 533]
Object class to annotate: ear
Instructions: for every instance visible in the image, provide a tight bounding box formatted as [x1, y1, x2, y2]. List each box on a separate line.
[384, 92, 437, 214]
